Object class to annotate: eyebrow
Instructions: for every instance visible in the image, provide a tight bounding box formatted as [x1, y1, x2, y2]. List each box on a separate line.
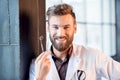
[50, 24, 71, 27]
[51, 24, 58, 26]
[64, 24, 70, 27]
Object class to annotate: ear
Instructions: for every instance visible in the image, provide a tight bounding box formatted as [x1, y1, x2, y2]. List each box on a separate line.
[74, 24, 77, 33]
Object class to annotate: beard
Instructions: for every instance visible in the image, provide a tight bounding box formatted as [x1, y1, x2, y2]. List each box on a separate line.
[50, 34, 74, 51]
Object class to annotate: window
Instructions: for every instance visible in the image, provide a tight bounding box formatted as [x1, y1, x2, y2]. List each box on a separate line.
[46, 0, 116, 56]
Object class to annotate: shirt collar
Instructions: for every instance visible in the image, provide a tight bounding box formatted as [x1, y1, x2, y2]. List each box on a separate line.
[50, 45, 73, 61]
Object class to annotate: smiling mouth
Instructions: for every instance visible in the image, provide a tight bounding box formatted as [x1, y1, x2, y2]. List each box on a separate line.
[55, 37, 66, 43]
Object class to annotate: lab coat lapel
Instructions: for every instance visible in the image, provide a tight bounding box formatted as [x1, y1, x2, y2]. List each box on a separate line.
[65, 45, 82, 80]
[47, 55, 60, 80]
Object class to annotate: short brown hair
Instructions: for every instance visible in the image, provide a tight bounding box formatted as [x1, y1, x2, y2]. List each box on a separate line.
[47, 3, 76, 24]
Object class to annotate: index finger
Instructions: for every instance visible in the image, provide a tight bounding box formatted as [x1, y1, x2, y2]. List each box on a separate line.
[35, 51, 51, 63]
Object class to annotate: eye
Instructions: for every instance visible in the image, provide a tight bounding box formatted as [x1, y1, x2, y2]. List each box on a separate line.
[64, 25, 69, 29]
[52, 25, 58, 29]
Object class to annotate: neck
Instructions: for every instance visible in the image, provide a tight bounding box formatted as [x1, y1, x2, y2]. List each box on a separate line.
[52, 45, 71, 61]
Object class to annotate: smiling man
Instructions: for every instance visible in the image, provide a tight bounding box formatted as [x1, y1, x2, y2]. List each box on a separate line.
[29, 3, 120, 80]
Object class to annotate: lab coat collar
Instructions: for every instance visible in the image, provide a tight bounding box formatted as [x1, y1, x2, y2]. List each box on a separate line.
[47, 55, 60, 80]
[65, 45, 82, 80]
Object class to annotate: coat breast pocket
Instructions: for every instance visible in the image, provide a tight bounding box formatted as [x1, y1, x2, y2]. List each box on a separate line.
[72, 70, 86, 80]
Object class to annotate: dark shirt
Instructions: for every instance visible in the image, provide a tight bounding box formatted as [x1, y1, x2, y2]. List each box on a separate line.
[51, 46, 73, 80]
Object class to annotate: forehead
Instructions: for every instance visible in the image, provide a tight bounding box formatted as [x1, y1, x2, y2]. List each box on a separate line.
[48, 14, 74, 25]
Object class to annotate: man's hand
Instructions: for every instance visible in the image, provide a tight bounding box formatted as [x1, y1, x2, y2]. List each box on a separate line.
[35, 51, 51, 80]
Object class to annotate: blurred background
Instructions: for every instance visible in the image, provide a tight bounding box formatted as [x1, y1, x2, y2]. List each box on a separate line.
[0, 0, 120, 80]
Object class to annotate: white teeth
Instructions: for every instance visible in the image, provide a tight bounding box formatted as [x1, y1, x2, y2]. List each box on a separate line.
[58, 38, 65, 40]
[55, 38, 65, 42]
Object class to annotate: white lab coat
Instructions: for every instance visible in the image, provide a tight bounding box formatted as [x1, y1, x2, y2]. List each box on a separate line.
[29, 44, 120, 80]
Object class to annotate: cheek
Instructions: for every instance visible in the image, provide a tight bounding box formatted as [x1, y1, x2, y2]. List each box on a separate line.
[49, 30, 56, 37]
[66, 31, 75, 38]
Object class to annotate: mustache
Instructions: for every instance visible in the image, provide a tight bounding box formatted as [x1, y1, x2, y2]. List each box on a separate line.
[54, 36, 67, 40]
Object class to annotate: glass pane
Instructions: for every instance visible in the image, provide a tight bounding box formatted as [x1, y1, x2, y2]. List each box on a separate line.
[102, 24, 116, 56]
[111, 0, 115, 24]
[0, 45, 19, 79]
[0, 23, 9, 44]
[103, 0, 110, 23]
[0, 0, 9, 44]
[86, 24, 102, 50]
[9, 0, 19, 44]
[86, 0, 102, 23]
[111, 25, 116, 56]
[74, 23, 87, 45]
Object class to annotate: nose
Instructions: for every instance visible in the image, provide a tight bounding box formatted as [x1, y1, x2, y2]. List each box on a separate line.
[57, 27, 65, 36]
